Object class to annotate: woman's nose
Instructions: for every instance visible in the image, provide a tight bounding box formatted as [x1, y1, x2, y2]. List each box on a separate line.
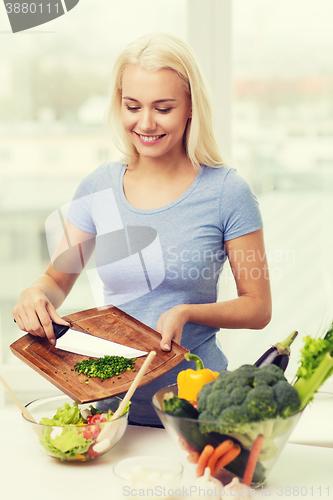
[139, 109, 156, 132]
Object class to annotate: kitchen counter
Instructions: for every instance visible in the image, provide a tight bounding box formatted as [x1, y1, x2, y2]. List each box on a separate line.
[1, 409, 332, 500]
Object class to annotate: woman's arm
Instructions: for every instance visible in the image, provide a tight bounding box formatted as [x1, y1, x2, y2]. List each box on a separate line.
[157, 229, 272, 350]
[12, 220, 96, 344]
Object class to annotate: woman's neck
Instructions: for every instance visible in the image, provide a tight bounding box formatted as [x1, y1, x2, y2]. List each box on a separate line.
[123, 151, 198, 210]
[128, 151, 194, 180]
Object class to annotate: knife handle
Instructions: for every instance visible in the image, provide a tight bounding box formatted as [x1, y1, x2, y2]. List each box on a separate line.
[52, 322, 70, 340]
[14, 318, 69, 340]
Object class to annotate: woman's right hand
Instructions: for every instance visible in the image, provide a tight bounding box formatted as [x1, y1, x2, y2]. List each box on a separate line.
[12, 286, 69, 345]
[13, 219, 95, 345]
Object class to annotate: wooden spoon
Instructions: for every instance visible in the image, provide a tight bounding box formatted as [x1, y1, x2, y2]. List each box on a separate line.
[0, 372, 37, 423]
[96, 350, 156, 445]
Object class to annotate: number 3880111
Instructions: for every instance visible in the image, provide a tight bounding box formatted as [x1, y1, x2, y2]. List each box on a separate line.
[5, 3, 60, 14]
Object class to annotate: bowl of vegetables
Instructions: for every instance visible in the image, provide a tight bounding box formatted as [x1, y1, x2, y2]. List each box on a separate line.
[152, 374, 303, 488]
[152, 324, 333, 488]
[22, 394, 130, 461]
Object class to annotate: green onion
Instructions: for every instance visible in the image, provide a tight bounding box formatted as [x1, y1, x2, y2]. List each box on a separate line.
[73, 355, 136, 381]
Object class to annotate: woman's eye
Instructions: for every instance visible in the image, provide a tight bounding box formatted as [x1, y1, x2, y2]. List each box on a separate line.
[126, 105, 140, 112]
[157, 108, 172, 113]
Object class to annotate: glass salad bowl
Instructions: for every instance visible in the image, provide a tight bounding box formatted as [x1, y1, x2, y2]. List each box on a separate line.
[22, 394, 129, 462]
[152, 384, 303, 488]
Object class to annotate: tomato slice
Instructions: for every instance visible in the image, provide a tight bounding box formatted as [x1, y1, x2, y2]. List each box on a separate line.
[87, 443, 99, 458]
[78, 427, 94, 440]
[90, 414, 107, 424]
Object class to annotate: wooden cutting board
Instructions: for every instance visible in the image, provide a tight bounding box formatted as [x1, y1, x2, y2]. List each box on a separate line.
[10, 306, 189, 403]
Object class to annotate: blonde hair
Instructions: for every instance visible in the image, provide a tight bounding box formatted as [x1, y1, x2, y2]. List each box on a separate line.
[107, 33, 225, 171]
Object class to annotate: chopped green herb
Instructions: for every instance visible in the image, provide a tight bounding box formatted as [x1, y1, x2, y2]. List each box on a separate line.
[62, 371, 66, 374]
[73, 355, 136, 381]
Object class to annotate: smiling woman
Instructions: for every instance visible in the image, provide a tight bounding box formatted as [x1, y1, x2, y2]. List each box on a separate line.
[120, 65, 196, 210]
[108, 33, 224, 171]
[13, 33, 271, 426]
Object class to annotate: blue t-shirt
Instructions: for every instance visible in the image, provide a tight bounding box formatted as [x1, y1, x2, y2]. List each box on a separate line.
[67, 162, 263, 425]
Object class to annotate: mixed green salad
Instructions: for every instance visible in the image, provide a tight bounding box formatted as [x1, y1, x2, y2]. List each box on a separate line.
[39, 401, 130, 460]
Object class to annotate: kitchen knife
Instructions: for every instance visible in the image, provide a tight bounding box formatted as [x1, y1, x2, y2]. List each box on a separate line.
[52, 321, 148, 359]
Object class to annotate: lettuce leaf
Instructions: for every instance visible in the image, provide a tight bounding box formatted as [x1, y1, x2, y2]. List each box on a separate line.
[40, 427, 93, 459]
[39, 402, 84, 426]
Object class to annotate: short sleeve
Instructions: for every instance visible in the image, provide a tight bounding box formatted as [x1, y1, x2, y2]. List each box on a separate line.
[66, 170, 97, 234]
[220, 169, 263, 241]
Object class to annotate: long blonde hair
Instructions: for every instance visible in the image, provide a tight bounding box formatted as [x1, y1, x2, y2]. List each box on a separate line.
[107, 33, 224, 171]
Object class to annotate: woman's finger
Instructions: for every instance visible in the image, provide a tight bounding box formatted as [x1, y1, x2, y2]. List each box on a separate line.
[35, 306, 57, 345]
[160, 335, 172, 351]
[156, 315, 172, 350]
[26, 311, 47, 337]
[13, 314, 28, 333]
[47, 303, 69, 327]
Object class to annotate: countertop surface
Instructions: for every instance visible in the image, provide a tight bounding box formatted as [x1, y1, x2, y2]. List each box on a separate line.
[1, 392, 332, 500]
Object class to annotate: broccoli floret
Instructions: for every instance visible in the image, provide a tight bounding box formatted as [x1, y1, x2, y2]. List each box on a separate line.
[253, 364, 286, 387]
[213, 370, 235, 391]
[274, 380, 301, 417]
[219, 403, 249, 424]
[235, 364, 257, 375]
[213, 365, 256, 393]
[230, 386, 252, 405]
[197, 363, 300, 426]
[246, 385, 278, 420]
[198, 410, 217, 422]
[205, 386, 250, 417]
[206, 389, 231, 417]
[197, 380, 215, 412]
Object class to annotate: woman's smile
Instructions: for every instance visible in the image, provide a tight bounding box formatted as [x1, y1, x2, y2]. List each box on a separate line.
[134, 132, 166, 145]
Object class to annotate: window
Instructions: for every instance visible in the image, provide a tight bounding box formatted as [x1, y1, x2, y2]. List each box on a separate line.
[227, 0, 333, 388]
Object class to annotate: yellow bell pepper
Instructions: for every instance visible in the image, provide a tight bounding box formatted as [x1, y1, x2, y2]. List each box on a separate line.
[177, 353, 219, 402]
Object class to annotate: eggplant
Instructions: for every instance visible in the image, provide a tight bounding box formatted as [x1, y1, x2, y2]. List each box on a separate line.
[254, 331, 298, 372]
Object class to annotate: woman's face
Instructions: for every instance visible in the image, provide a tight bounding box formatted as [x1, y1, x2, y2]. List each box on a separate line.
[121, 65, 192, 161]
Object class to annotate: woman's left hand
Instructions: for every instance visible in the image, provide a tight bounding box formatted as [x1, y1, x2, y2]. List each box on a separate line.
[156, 305, 188, 351]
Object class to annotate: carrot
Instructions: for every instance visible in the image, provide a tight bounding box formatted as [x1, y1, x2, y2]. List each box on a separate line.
[242, 434, 265, 486]
[214, 444, 241, 473]
[207, 439, 235, 474]
[187, 450, 200, 463]
[196, 444, 215, 477]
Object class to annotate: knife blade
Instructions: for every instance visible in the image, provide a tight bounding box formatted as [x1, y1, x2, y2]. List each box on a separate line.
[52, 322, 147, 359]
